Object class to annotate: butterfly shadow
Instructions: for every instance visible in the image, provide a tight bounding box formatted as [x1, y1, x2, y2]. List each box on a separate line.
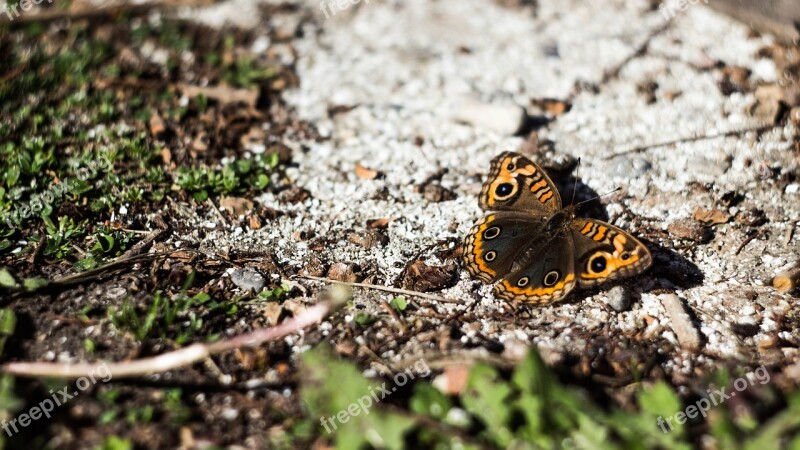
[545, 163, 610, 222]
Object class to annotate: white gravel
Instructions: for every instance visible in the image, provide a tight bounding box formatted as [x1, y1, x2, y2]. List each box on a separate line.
[181, 0, 800, 372]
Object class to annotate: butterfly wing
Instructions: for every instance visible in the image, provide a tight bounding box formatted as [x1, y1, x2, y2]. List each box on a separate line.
[570, 218, 652, 287]
[478, 152, 562, 213]
[493, 231, 577, 304]
[463, 212, 547, 284]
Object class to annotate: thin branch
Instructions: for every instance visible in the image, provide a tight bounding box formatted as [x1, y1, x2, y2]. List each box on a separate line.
[2, 300, 335, 379]
[603, 122, 777, 160]
[294, 275, 462, 304]
[9, 0, 213, 25]
[381, 300, 407, 333]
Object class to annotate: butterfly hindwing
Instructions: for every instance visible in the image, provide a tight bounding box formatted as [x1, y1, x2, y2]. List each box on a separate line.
[462, 212, 547, 284]
[478, 152, 562, 214]
[493, 231, 577, 304]
[570, 218, 652, 287]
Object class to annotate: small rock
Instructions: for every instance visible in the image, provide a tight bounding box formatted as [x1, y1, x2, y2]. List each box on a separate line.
[718, 65, 751, 96]
[263, 302, 283, 325]
[686, 154, 732, 177]
[301, 256, 326, 277]
[735, 208, 768, 227]
[106, 287, 127, 300]
[283, 299, 307, 316]
[348, 230, 389, 249]
[790, 107, 800, 125]
[278, 187, 310, 204]
[403, 261, 458, 292]
[604, 286, 631, 311]
[667, 218, 712, 243]
[328, 262, 361, 283]
[422, 184, 457, 203]
[749, 84, 787, 124]
[610, 156, 652, 178]
[230, 268, 266, 292]
[453, 97, 526, 135]
[220, 197, 254, 217]
[335, 340, 357, 357]
[636, 80, 659, 104]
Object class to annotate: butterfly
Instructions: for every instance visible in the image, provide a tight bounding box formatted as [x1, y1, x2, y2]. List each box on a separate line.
[463, 152, 652, 304]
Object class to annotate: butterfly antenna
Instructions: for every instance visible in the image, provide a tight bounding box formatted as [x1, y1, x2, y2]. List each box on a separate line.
[570, 157, 581, 206]
[574, 187, 622, 209]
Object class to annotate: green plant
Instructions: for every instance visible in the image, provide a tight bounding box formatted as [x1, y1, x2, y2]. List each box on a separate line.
[300, 346, 800, 449]
[175, 153, 279, 201]
[108, 272, 211, 344]
[42, 216, 87, 259]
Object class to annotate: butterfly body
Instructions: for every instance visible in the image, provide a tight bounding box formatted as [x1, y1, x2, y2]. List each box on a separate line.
[463, 152, 652, 304]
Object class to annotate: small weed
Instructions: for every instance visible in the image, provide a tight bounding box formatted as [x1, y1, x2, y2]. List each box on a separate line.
[301, 345, 800, 449]
[175, 153, 280, 201]
[108, 272, 211, 344]
[42, 216, 88, 259]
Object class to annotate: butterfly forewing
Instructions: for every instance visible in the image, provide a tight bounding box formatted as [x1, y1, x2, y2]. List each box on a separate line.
[478, 152, 562, 213]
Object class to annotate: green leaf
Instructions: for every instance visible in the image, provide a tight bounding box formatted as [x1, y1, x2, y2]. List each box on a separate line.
[97, 436, 133, 450]
[23, 277, 48, 292]
[300, 345, 415, 450]
[639, 382, 682, 422]
[0, 374, 22, 418]
[410, 382, 451, 420]
[0, 268, 17, 288]
[389, 296, 407, 312]
[462, 364, 513, 447]
[354, 313, 376, 327]
[744, 392, 800, 450]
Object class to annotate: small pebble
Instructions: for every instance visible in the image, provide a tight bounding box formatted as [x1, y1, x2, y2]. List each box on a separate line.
[610, 156, 652, 178]
[667, 218, 712, 243]
[328, 262, 361, 283]
[453, 97, 526, 135]
[604, 286, 631, 311]
[230, 268, 266, 292]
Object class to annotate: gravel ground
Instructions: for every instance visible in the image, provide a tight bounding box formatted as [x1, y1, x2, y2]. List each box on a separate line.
[183, 0, 799, 376]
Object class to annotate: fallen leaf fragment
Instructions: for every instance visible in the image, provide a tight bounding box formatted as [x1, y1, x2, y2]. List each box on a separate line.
[433, 364, 470, 395]
[355, 163, 380, 180]
[179, 83, 258, 108]
[366, 217, 396, 229]
[149, 111, 166, 137]
[403, 261, 458, 292]
[219, 197, 255, 217]
[693, 207, 731, 225]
